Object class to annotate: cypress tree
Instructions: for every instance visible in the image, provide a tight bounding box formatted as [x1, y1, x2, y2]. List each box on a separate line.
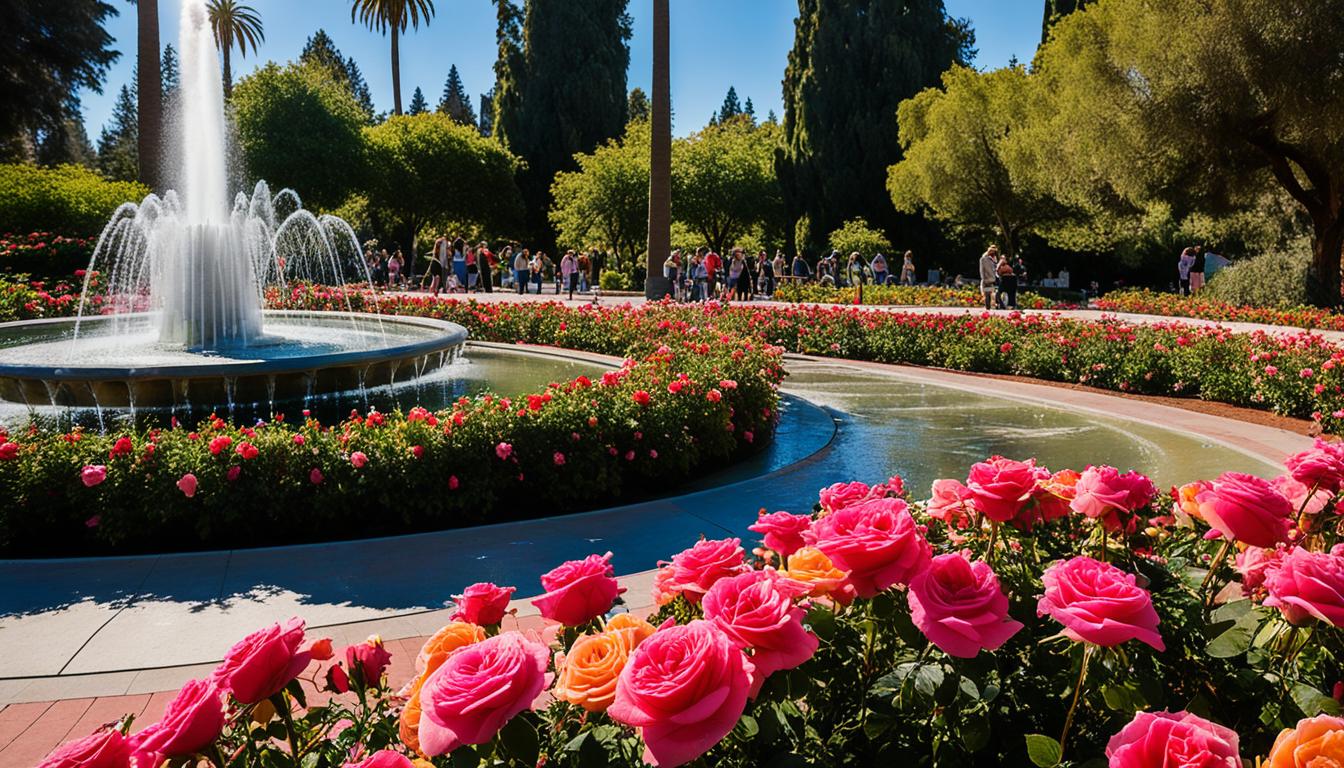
[478, 89, 495, 136]
[97, 85, 139, 182]
[161, 44, 180, 97]
[437, 65, 477, 125]
[744, 97, 756, 123]
[717, 86, 743, 124]
[408, 86, 429, 115]
[777, 0, 973, 253]
[492, 0, 632, 247]
[627, 87, 650, 122]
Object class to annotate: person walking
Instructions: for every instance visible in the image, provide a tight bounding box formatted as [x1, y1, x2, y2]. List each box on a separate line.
[703, 248, 721, 300]
[530, 251, 544, 294]
[1177, 248, 1194, 295]
[996, 251, 1018, 309]
[979, 246, 999, 310]
[513, 248, 528, 294]
[561, 250, 578, 299]
[727, 249, 746, 302]
[791, 253, 811, 282]
[464, 244, 479, 293]
[387, 249, 402, 288]
[871, 252, 889, 286]
[577, 250, 591, 293]
[451, 238, 467, 292]
[478, 241, 495, 293]
[693, 254, 708, 301]
[1189, 246, 1206, 293]
[846, 252, 868, 288]
[760, 250, 776, 297]
[900, 251, 916, 285]
[429, 235, 447, 296]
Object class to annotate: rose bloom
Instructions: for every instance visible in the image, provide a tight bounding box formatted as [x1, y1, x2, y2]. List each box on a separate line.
[345, 635, 393, 688]
[343, 750, 414, 768]
[1173, 480, 1211, 523]
[1017, 470, 1082, 531]
[965, 456, 1049, 523]
[130, 678, 225, 757]
[212, 617, 313, 704]
[804, 497, 931, 598]
[417, 632, 551, 757]
[1264, 547, 1344, 627]
[782, 546, 856, 605]
[1285, 438, 1344, 493]
[1037, 556, 1164, 650]
[1266, 715, 1344, 768]
[908, 553, 1023, 658]
[926, 479, 976, 529]
[1070, 465, 1157, 532]
[650, 564, 678, 606]
[413, 622, 488, 682]
[36, 729, 130, 768]
[1272, 474, 1334, 517]
[81, 464, 107, 488]
[609, 620, 754, 767]
[702, 570, 818, 697]
[531, 552, 624, 626]
[605, 613, 656, 647]
[553, 625, 645, 712]
[1196, 472, 1294, 548]
[663, 538, 749, 604]
[1236, 546, 1287, 596]
[748, 510, 813, 557]
[819, 481, 879, 514]
[176, 473, 198, 498]
[1106, 710, 1240, 768]
[450, 582, 516, 626]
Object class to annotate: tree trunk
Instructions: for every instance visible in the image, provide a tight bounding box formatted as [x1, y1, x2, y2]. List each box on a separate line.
[136, 0, 162, 190]
[391, 28, 403, 116]
[222, 46, 232, 99]
[643, 0, 672, 300]
[1310, 219, 1344, 307]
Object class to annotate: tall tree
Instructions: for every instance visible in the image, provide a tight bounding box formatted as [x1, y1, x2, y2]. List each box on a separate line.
[350, 0, 435, 116]
[743, 97, 755, 123]
[1040, 0, 1091, 43]
[627, 87, 650, 123]
[551, 121, 649, 263]
[98, 85, 139, 182]
[478, 89, 495, 136]
[673, 117, 783, 255]
[0, 0, 119, 161]
[716, 86, 743, 125]
[206, 0, 264, 99]
[161, 44, 180, 96]
[776, 0, 973, 254]
[407, 86, 428, 115]
[38, 117, 99, 168]
[1035, 0, 1344, 305]
[437, 65, 476, 125]
[136, 0, 162, 189]
[644, 0, 671, 298]
[299, 29, 376, 120]
[492, 0, 632, 249]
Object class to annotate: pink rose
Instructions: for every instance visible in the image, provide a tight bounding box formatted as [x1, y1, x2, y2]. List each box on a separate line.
[702, 570, 818, 697]
[1037, 556, 1164, 650]
[36, 729, 130, 768]
[663, 538, 749, 604]
[748, 510, 813, 557]
[926, 479, 975, 529]
[1106, 710, 1240, 767]
[531, 552, 624, 626]
[344, 751, 414, 768]
[1264, 547, 1344, 627]
[804, 497, 931, 598]
[1285, 438, 1344, 492]
[345, 635, 393, 688]
[0, 441, 19, 460]
[212, 617, 313, 704]
[965, 456, 1049, 523]
[81, 464, 106, 487]
[350, 451, 368, 468]
[819, 481, 877, 513]
[417, 632, 550, 756]
[907, 553, 1023, 658]
[1272, 474, 1333, 517]
[609, 620, 754, 767]
[495, 442, 512, 460]
[1070, 465, 1157, 532]
[1197, 472, 1294, 547]
[310, 467, 324, 484]
[130, 678, 225, 757]
[451, 582, 516, 626]
[176, 473, 198, 498]
[1236, 546, 1286, 595]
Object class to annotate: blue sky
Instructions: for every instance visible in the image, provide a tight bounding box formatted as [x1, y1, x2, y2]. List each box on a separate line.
[80, 0, 1043, 139]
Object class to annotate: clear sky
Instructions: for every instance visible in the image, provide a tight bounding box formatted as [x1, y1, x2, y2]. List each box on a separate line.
[80, 0, 1043, 140]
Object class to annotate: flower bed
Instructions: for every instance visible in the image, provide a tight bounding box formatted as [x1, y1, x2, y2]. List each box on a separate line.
[0, 271, 90, 322]
[36, 443, 1344, 767]
[773, 280, 1059, 309]
[0, 312, 782, 555]
[1096, 289, 1344, 332]
[0, 231, 96, 278]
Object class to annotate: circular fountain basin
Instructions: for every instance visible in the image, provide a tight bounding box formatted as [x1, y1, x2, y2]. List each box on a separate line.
[0, 311, 467, 409]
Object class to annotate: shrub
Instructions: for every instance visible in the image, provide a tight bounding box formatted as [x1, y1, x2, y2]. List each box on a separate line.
[0, 163, 148, 237]
[1204, 246, 1312, 308]
[598, 269, 630, 290]
[0, 231, 96, 277]
[828, 217, 892, 258]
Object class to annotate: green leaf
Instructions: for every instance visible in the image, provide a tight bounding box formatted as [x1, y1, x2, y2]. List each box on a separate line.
[958, 676, 981, 701]
[735, 715, 760, 740]
[1292, 683, 1343, 717]
[498, 716, 539, 766]
[1206, 610, 1260, 658]
[1025, 734, 1062, 767]
[285, 678, 307, 710]
[960, 715, 990, 752]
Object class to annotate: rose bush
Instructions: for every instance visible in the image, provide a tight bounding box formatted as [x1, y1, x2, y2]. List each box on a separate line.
[39, 445, 1344, 767]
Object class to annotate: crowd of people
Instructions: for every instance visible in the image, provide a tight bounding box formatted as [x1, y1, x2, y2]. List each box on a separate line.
[364, 237, 613, 298]
[659, 247, 921, 303]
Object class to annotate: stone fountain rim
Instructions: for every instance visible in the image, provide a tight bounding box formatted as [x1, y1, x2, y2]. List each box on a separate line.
[0, 310, 467, 382]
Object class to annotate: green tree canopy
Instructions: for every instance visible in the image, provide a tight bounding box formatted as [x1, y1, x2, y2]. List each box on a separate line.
[626, 88, 650, 123]
[437, 64, 476, 125]
[161, 44, 180, 97]
[888, 65, 1072, 257]
[715, 86, 743, 125]
[97, 85, 139, 183]
[672, 117, 784, 254]
[363, 112, 523, 255]
[231, 62, 367, 210]
[828, 217, 891, 259]
[777, 0, 973, 254]
[549, 120, 650, 263]
[1033, 0, 1344, 303]
[299, 29, 376, 122]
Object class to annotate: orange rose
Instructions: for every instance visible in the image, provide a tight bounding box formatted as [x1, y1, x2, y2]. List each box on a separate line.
[783, 546, 856, 605]
[416, 621, 487, 678]
[1173, 481, 1210, 523]
[553, 631, 632, 712]
[1266, 715, 1344, 767]
[400, 683, 426, 756]
[604, 613, 655, 649]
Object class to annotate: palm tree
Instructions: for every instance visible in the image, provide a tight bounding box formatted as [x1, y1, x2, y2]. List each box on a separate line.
[136, 0, 162, 188]
[206, 0, 264, 99]
[644, 0, 672, 299]
[351, 0, 435, 116]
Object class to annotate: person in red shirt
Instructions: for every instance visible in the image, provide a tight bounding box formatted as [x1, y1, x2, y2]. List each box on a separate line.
[702, 248, 721, 299]
[478, 241, 494, 293]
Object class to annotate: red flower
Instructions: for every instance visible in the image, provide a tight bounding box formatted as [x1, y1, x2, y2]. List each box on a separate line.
[633, 390, 651, 406]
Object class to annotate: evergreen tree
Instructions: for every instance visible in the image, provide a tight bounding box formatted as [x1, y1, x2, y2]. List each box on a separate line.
[344, 58, 376, 121]
[492, 0, 632, 247]
[408, 86, 429, 115]
[627, 87, 650, 122]
[777, 0, 974, 253]
[300, 30, 376, 122]
[766, 109, 778, 125]
[717, 86, 743, 124]
[161, 44, 180, 97]
[98, 85, 139, 182]
[437, 65, 477, 125]
[37, 116, 98, 168]
[743, 97, 756, 122]
[1041, 0, 1092, 42]
[478, 89, 495, 136]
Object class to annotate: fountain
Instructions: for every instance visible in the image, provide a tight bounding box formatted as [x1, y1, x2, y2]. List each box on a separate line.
[0, 0, 466, 414]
